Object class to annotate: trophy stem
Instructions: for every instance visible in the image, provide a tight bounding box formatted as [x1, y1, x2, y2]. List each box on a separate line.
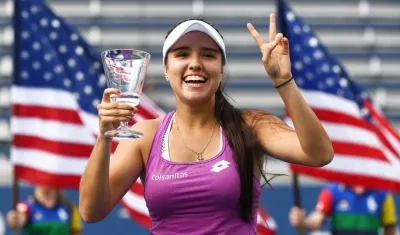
[104, 121, 144, 139]
[118, 121, 130, 129]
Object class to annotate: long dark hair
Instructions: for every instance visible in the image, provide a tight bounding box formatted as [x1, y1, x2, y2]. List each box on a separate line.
[165, 18, 281, 223]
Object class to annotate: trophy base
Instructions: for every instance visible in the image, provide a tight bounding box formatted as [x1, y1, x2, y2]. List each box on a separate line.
[104, 130, 144, 139]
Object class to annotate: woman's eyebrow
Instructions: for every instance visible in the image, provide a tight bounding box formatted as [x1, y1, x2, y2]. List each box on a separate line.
[170, 46, 219, 52]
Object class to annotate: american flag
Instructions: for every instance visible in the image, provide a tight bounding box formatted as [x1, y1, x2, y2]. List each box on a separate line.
[277, 0, 400, 192]
[10, 0, 277, 233]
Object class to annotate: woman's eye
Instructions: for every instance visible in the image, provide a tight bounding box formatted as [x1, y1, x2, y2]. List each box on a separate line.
[203, 53, 215, 58]
[176, 52, 187, 57]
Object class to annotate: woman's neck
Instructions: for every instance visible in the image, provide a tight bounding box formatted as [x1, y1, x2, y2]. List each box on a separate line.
[175, 99, 216, 128]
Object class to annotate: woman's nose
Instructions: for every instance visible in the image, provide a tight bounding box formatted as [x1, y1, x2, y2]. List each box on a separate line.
[188, 56, 202, 71]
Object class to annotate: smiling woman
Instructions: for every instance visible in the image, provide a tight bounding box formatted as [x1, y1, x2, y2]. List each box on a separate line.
[79, 15, 334, 235]
[164, 30, 224, 105]
[163, 20, 226, 107]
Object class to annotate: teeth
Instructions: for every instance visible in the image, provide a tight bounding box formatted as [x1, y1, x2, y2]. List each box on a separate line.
[184, 75, 205, 82]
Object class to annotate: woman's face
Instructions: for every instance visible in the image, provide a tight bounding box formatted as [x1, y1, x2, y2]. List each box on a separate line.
[164, 31, 224, 105]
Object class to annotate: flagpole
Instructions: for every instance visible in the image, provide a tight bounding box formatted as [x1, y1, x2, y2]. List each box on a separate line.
[292, 172, 305, 235]
[11, 172, 20, 235]
[11, 0, 21, 233]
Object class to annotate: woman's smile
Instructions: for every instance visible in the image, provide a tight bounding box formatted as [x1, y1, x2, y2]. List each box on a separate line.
[183, 75, 208, 89]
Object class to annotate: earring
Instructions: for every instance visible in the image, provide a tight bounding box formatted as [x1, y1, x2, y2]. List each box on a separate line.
[165, 76, 169, 82]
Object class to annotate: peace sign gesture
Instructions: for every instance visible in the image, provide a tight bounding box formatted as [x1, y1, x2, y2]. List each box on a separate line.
[247, 13, 292, 86]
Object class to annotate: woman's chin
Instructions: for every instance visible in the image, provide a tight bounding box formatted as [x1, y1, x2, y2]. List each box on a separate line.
[179, 92, 214, 106]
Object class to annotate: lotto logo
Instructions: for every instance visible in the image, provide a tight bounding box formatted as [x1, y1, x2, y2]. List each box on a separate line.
[210, 160, 231, 173]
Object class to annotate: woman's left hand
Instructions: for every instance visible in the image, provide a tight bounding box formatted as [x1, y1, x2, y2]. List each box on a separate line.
[247, 13, 292, 86]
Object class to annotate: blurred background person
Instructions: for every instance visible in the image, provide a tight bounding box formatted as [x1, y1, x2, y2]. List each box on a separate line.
[6, 185, 82, 235]
[289, 183, 397, 235]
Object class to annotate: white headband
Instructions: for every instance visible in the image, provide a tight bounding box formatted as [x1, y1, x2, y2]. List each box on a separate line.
[162, 20, 227, 65]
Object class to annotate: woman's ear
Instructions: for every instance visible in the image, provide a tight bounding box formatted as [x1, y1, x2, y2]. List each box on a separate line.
[164, 65, 168, 81]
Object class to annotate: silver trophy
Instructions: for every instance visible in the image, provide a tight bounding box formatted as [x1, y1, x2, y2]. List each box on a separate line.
[101, 49, 151, 139]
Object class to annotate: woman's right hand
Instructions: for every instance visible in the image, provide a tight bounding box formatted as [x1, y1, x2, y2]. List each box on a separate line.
[97, 88, 137, 135]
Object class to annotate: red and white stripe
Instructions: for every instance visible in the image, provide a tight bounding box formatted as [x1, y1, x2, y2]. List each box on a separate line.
[257, 204, 277, 235]
[286, 90, 400, 192]
[11, 85, 277, 234]
[11, 86, 92, 188]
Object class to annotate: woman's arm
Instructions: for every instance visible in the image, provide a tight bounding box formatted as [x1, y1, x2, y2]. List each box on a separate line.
[246, 83, 334, 166]
[247, 87, 333, 167]
[259, 80, 332, 166]
[79, 121, 153, 222]
[247, 13, 333, 167]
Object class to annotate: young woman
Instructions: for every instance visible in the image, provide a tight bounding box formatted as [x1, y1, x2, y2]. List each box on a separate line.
[6, 185, 82, 235]
[79, 14, 334, 234]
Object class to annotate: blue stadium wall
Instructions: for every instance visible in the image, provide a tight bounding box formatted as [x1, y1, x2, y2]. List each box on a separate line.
[0, 185, 398, 235]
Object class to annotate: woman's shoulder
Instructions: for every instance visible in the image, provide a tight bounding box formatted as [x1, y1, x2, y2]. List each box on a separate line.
[130, 116, 168, 163]
[132, 111, 173, 132]
[132, 117, 164, 133]
[242, 110, 294, 133]
[131, 114, 170, 146]
[242, 109, 279, 124]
